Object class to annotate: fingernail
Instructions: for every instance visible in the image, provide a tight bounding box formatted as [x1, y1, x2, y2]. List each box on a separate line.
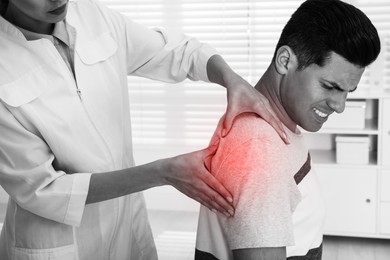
[283, 133, 290, 144]
[228, 209, 234, 216]
[227, 196, 233, 203]
[224, 211, 230, 217]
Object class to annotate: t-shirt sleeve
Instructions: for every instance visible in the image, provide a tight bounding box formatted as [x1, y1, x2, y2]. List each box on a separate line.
[213, 125, 301, 249]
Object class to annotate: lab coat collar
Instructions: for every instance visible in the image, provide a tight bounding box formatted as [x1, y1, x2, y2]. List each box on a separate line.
[0, 1, 110, 46]
[16, 20, 71, 47]
[53, 21, 71, 47]
[0, 16, 71, 87]
[0, 15, 26, 41]
[0, 15, 71, 47]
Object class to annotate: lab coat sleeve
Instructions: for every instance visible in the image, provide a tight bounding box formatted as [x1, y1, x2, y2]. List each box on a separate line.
[0, 103, 91, 227]
[91, 0, 218, 83]
[126, 25, 218, 83]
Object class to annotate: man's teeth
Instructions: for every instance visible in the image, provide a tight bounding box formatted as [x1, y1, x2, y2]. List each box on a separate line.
[314, 108, 328, 118]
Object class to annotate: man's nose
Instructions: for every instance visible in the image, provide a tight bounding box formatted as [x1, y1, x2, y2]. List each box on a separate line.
[327, 92, 348, 113]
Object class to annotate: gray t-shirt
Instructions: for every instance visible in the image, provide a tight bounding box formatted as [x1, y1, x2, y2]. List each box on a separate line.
[196, 113, 325, 259]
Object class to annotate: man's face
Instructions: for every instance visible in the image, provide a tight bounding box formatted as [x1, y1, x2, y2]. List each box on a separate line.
[281, 52, 365, 132]
[7, 0, 68, 32]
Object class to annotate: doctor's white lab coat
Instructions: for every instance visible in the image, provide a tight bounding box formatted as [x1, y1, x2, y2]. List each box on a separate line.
[0, 0, 216, 259]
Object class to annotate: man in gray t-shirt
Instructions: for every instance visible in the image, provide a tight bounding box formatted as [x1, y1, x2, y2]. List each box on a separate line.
[195, 0, 380, 259]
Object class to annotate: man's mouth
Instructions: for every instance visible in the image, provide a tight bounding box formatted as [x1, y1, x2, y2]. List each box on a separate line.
[313, 108, 329, 118]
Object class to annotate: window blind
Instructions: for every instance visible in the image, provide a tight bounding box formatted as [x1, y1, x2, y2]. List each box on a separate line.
[100, 0, 390, 164]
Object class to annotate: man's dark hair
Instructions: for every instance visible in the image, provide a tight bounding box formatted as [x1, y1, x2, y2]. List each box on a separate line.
[273, 0, 381, 70]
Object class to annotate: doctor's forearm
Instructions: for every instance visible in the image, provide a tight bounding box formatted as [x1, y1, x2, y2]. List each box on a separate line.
[85, 150, 235, 216]
[86, 160, 166, 204]
[206, 54, 242, 89]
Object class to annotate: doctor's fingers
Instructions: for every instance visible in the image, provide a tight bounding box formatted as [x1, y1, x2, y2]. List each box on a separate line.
[197, 142, 235, 216]
[223, 93, 288, 144]
[170, 165, 233, 217]
[197, 170, 235, 217]
[169, 147, 234, 216]
[252, 100, 289, 144]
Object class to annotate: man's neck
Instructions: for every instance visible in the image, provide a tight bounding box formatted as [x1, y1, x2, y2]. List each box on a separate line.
[254, 64, 297, 133]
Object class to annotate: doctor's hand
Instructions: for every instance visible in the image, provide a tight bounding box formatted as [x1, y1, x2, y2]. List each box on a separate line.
[160, 143, 234, 217]
[223, 74, 288, 143]
[206, 54, 288, 143]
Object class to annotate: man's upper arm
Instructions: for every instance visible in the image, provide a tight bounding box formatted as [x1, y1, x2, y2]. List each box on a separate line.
[211, 116, 300, 251]
[215, 136, 298, 248]
[232, 247, 286, 260]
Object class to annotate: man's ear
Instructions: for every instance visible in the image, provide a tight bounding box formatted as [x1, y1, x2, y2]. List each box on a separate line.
[274, 46, 297, 75]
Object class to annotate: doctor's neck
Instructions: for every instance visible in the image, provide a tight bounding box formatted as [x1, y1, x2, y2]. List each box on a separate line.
[4, 8, 52, 34]
[3, 1, 67, 35]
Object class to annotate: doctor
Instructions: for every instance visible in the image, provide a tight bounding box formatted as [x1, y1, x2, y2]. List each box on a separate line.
[0, 0, 287, 259]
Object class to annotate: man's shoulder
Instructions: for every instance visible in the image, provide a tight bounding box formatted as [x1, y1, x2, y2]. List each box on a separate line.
[228, 112, 282, 144]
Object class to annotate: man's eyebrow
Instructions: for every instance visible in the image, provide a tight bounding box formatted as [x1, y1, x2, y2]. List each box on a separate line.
[323, 79, 358, 93]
